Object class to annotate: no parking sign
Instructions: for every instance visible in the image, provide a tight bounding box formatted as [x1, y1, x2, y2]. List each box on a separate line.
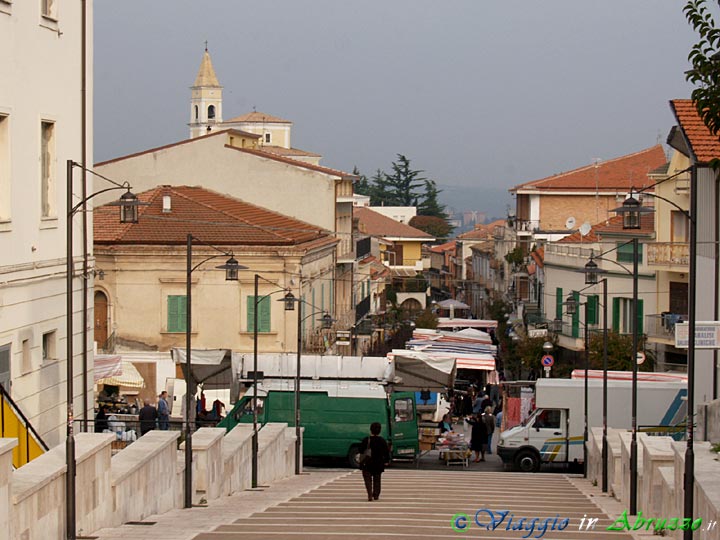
[541, 354, 554, 367]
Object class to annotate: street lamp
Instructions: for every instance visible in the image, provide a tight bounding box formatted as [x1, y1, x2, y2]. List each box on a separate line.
[65, 160, 145, 540]
[184, 234, 243, 509]
[581, 254, 609, 493]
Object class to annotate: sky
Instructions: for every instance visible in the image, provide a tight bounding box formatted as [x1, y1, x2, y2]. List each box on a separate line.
[94, 1, 700, 218]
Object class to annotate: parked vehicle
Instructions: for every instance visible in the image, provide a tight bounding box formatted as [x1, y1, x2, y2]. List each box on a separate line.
[496, 378, 687, 472]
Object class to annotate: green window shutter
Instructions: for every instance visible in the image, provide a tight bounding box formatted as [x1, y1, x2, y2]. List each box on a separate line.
[168, 295, 187, 333]
[587, 295, 599, 326]
[617, 242, 643, 264]
[612, 297, 620, 333]
[637, 299, 644, 335]
[259, 296, 271, 333]
[555, 288, 563, 319]
[247, 296, 255, 333]
[571, 291, 580, 338]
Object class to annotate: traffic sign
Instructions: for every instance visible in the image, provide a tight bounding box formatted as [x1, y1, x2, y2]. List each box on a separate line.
[636, 351, 646, 365]
[541, 354, 554, 367]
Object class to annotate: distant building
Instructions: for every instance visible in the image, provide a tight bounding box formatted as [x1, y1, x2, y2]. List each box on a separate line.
[368, 206, 417, 224]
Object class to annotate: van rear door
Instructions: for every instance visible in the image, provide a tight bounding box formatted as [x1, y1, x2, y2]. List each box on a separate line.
[390, 394, 419, 458]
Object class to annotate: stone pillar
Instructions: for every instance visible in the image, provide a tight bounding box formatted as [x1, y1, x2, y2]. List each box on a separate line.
[0, 439, 17, 540]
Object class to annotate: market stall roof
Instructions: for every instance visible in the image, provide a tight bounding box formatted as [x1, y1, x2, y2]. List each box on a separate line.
[94, 354, 122, 383]
[435, 299, 470, 310]
[387, 350, 455, 391]
[171, 348, 234, 390]
[96, 360, 144, 388]
[437, 318, 498, 330]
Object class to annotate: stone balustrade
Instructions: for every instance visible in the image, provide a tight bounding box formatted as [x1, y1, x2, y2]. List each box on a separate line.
[697, 398, 720, 442]
[0, 439, 17, 540]
[3, 421, 300, 539]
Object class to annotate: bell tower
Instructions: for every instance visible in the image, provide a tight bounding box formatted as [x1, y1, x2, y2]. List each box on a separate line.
[189, 46, 223, 138]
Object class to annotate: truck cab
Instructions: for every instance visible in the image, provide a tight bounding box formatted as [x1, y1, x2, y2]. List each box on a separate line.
[497, 407, 570, 472]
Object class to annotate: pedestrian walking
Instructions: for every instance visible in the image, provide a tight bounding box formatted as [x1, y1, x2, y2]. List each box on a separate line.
[359, 422, 390, 501]
[138, 399, 158, 436]
[157, 390, 170, 430]
[483, 406, 495, 455]
[466, 413, 488, 462]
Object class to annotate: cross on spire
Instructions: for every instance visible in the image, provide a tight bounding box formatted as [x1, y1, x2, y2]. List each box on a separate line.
[204, 40, 208, 52]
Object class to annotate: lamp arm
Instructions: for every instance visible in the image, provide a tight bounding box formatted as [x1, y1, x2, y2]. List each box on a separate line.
[190, 253, 228, 274]
[590, 255, 633, 276]
[642, 192, 693, 223]
[69, 184, 130, 216]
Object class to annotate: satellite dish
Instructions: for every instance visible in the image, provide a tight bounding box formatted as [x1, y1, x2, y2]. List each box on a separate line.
[565, 216, 577, 230]
[579, 222, 592, 236]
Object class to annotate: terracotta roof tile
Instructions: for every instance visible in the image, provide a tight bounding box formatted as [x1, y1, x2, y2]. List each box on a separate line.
[556, 214, 653, 243]
[257, 146, 321, 158]
[94, 185, 335, 248]
[430, 240, 457, 253]
[354, 207, 434, 239]
[512, 146, 666, 192]
[224, 111, 292, 124]
[670, 99, 720, 163]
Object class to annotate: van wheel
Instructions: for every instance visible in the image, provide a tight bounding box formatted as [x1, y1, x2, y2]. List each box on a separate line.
[347, 445, 362, 469]
[515, 449, 540, 472]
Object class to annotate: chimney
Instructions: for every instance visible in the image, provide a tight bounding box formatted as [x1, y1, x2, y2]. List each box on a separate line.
[162, 195, 171, 213]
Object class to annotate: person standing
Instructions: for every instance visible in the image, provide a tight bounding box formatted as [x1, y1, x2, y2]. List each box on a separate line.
[138, 399, 158, 436]
[359, 422, 390, 501]
[483, 406, 495, 455]
[157, 391, 170, 430]
[466, 413, 488, 462]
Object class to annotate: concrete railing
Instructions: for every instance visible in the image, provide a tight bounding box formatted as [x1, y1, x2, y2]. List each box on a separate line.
[640, 435, 674, 517]
[0, 439, 17, 539]
[697, 398, 720, 442]
[4, 421, 300, 539]
[221, 424, 253, 496]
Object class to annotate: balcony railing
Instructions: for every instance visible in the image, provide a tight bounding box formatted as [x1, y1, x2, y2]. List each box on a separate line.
[646, 242, 689, 267]
[645, 313, 687, 340]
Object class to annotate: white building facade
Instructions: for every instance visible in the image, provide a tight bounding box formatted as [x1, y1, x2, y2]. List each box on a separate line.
[0, 1, 94, 446]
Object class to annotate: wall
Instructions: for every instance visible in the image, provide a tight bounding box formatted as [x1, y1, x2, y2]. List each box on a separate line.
[538, 194, 621, 232]
[0, 0, 94, 448]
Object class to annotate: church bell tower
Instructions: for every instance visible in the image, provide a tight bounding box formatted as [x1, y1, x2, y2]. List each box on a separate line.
[189, 46, 223, 138]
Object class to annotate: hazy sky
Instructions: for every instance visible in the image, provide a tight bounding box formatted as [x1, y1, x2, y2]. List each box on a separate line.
[95, 1, 699, 216]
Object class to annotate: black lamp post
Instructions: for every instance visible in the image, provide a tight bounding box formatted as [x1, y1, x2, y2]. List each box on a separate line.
[581, 255, 609, 493]
[611, 194, 647, 517]
[184, 234, 243, 508]
[66, 160, 145, 540]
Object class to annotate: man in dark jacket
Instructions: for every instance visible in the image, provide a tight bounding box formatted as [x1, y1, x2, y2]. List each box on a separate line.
[359, 422, 390, 501]
[138, 399, 158, 436]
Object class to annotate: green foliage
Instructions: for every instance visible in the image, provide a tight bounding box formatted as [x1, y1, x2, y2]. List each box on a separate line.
[369, 168, 392, 206]
[587, 331, 654, 372]
[352, 166, 371, 196]
[414, 308, 438, 329]
[408, 215, 453, 240]
[515, 336, 557, 372]
[417, 179, 447, 219]
[386, 287, 398, 306]
[383, 154, 425, 206]
[685, 0, 720, 168]
[504, 246, 525, 267]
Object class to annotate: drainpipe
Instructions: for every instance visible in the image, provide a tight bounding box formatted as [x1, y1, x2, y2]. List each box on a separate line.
[81, 0, 89, 431]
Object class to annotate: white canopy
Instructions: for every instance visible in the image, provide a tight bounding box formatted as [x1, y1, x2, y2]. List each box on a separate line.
[388, 350, 456, 391]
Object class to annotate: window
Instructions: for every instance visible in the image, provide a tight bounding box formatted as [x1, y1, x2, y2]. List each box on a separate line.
[0, 344, 9, 391]
[586, 295, 599, 326]
[41, 0, 57, 19]
[394, 398, 414, 422]
[533, 409, 561, 429]
[671, 210, 689, 243]
[264, 132, 271, 144]
[42, 331, 56, 362]
[208, 105, 215, 119]
[40, 121, 55, 217]
[194, 105, 198, 120]
[167, 295, 187, 333]
[555, 288, 563, 319]
[0, 115, 9, 221]
[612, 297, 644, 334]
[247, 296, 271, 333]
[617, 242, 643, 264]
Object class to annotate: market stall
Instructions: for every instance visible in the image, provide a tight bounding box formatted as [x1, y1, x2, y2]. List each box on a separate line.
[436, 430, 470, 467]
[95, 359, 146, 448]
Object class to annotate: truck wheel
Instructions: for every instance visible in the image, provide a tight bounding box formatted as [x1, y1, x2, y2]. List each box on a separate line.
[515, 449, 540, 472]
[347, 445, 362, 469]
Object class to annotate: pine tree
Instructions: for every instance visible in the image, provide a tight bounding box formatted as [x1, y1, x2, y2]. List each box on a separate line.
[417, 179, 447, 219]
[382, 154, 425, 206]
[352, 166, 371, 196]
[369, 168, 391, 206]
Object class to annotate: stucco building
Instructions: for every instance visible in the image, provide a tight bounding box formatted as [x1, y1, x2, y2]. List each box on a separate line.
[0, 1, 94, 446]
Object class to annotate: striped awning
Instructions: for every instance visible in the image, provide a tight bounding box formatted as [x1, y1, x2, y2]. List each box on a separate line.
[96, 360, 145, 388]
[93, 355, 122, 383]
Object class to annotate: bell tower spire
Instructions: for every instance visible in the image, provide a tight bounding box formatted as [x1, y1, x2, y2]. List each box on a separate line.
[189, 46, 223, 138]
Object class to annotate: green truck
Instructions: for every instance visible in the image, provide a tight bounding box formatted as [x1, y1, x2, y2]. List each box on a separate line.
[219, 379, 419, 467]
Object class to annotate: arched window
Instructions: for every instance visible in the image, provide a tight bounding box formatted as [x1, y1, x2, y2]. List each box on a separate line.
[194, 105, 198, 120]
[208, 105, 216, 119]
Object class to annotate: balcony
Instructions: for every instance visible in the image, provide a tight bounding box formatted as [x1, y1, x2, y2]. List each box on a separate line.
[646, 313, 687, 342]
[514, 219, 539, 235]
[646, 242, 689, 268]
